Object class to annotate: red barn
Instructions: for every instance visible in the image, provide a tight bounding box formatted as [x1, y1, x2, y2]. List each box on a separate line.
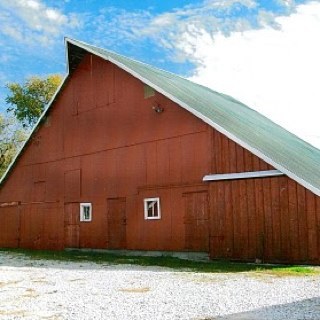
[1, 38, 320, 264]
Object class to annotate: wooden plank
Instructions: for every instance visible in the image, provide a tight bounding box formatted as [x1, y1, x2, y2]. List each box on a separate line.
[316, 196, 320, 263]
[214, 131, 223, 173]
[224, 180, 234, 258]
[228, 139, 237, 173]
[288, 179, 299, 262]
[168, 137, 182, 184]
[32, 163, 46, 182]
[231, 180, 241, 258]
[262, 178, 273, 261]
[254, 178, 265, 261]
[216, 182, 226, 257]
[243, 148, 253, 172]
[305, 190, 318, 262]
[209, 184, 218, 258]
[270, 177, 281, 261]
[279, 177, 290, 261]
[221, 134, 230, 173]
[246, 178, 257, 260]
[184, 191, 209, 252]
[259, 159, 269, 171]
[107, 197, 127, 249]
[210, 129, 217, 173]
[235, 144, 244, 172]
[93, 56, 110, 107]
[297, 184, 308, 262]
[252, 153, 261, 171]
[239, 179, 249, 259]
[32, 181, 46, 202]
[64, 203, 80, 249]
[0, 205, 20, 248]
[156, 140, 170, 186]
[64, 169, 81, 202]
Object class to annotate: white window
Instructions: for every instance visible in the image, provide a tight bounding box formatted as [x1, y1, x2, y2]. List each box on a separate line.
[80, 203, 92, 222]
[144, 198, 161, 220]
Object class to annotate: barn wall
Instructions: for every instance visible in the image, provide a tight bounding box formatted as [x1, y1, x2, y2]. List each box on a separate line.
[0, 52, 319, 264]
[0, 53, 211, 251]
[209, 175, 320, 264]
[210, 129, 274, 174]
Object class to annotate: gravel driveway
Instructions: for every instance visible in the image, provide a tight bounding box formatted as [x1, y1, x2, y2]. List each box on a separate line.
[0, 251, 319, 320]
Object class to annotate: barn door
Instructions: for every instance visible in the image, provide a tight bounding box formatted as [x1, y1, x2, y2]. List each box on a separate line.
[183, 191, 209, 251]
[64, 203, 80, 248]
[107, 198, 126, 249]
[0, 203, 21, 248]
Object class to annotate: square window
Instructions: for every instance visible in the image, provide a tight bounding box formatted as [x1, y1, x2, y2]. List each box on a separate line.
[144, 198, 161, 220]
[80, 203, 92, 222]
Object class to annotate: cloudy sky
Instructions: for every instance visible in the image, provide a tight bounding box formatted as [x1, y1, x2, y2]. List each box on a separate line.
[0, 0, 319, 147]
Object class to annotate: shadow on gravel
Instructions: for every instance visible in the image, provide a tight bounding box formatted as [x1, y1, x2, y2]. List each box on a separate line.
[211, 297, 320, 320]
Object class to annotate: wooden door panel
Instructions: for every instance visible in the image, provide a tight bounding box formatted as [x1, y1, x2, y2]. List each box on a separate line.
[64, 203, 79, 248]
[107, 198, 126, 249]
[184, 192, 209, 251]
[0, 204, 20, 248]
[64, 225, 80, 248]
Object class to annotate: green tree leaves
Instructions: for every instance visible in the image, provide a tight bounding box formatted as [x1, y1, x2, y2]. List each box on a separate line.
[0, 114, 27, 178]
[6, 74, 62, 128]
[1, 74, 62, 179]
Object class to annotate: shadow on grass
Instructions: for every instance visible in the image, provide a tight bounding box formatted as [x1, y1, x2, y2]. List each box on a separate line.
[0, 248, 319, 276]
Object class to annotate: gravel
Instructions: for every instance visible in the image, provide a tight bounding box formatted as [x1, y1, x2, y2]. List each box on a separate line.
[0, 252, 320, 320]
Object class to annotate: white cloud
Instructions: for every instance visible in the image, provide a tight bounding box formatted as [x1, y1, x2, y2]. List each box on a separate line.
[0, 0, 80, 45]
[90, 0, 261, 53]
[137, 0, 259, 48]
[187, 1, 320, 148]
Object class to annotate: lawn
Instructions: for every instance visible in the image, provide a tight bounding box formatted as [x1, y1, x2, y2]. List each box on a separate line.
[0, 248, 318, 276]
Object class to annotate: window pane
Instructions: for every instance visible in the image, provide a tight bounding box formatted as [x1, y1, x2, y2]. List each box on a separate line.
[147, 203, 153, 217]
[84, 206, 90, 219]
[147, 201, 158, 217]
[153, 203, 158, 217]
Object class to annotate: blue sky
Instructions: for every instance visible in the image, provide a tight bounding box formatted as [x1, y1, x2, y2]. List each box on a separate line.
[0, 0, 320, 146]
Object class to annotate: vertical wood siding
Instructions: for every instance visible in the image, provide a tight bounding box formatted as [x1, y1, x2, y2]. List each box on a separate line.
[211, 130, 274, 174]
[209, 176, 320, 264]
[0, 53, 211, 252]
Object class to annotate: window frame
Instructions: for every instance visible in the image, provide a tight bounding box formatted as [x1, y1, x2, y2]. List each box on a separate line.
[144, 197, 161, 220]
[80, 203, 92, 222]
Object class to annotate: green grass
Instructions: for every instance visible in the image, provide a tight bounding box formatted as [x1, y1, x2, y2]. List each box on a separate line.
[0, 248, 319, 276]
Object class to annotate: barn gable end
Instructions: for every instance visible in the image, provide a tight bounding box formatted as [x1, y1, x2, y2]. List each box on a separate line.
[0, 39, 319, 264]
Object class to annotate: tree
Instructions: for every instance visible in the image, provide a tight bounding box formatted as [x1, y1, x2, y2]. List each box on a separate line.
[6, 74, 62, 128]
[0, 114, 27, 178]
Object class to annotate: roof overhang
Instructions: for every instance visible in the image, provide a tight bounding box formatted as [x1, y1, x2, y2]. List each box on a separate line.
[203, 170, 284, 182]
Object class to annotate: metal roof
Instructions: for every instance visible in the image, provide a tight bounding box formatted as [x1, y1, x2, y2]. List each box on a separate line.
[1, 38, 320, 196]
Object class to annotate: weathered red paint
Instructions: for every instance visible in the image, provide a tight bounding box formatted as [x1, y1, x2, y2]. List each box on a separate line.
[0, 53, 319, 264]
[209, 176, 320, 264]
